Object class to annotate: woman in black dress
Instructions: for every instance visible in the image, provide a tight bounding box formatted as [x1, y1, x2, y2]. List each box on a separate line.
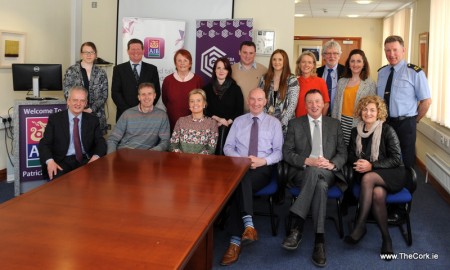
[204, 57, 244, 127]
[344, 95, 407, 258]
[203, 57, 244, 154]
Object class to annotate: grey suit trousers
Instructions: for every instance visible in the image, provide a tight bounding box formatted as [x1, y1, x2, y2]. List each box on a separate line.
[290, 166, 335, 234]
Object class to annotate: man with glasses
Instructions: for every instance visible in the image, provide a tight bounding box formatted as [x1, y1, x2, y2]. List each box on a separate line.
[317, 40, 345, 114]
[112, 38, 160, 121]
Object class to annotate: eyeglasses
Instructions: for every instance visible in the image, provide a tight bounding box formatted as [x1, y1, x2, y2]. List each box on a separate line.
[82, 51, 96, 56]
[323, 52, 340, 56]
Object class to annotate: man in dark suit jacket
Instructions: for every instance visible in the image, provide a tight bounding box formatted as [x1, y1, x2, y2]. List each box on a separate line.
[112, 38, 160, 121]
[316, 40, 345, 115]
[38, 86, 107, 180]
[281, 89, 347, 267]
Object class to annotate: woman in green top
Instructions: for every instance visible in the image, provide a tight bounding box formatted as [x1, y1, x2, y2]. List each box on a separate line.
[169, 89, 219, 154]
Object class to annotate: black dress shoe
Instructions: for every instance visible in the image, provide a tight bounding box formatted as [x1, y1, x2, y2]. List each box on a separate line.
[312, 243, 327, 267]
[281, 228, 302, 250]
[380, 239, 394, 261]
[344, 226, 367, 245]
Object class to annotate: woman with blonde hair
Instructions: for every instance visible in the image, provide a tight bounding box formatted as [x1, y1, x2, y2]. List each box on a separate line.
[345, 95, 407, 259]
[294, 51, 330, 117]
[169, 89, 218, 154]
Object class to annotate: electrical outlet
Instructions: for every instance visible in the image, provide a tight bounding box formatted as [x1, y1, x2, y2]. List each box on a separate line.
[91, 1, 97, 8]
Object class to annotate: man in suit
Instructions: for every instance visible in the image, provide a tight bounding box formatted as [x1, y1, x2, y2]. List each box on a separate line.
[38, 86, 107, 180]
[316, 40, 345, 114]
[220, 88, 283, 266]
[281, 89, 347, 267]
[112, 38, 161, 121]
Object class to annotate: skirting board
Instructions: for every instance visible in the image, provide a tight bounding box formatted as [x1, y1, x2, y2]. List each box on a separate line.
[416, 158, 450, 205]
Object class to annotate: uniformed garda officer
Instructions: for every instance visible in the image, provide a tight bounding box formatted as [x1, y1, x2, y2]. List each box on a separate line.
[377, 35, 431, 168]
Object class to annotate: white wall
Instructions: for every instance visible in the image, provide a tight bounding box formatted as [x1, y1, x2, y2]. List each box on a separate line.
[294, 17, 383, 81]
[0, 0, 71, 171]
[234, 0, 296, 70]
[81, 0, 117, 126]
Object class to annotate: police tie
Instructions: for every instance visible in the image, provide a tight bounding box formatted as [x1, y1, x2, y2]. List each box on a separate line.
[248, 117, 259, 156]
[384, 67, 394, 117]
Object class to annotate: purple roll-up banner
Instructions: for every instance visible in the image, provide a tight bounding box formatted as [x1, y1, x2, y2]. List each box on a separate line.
[195, 19, 253, 85]
[17, 103, 67, 182]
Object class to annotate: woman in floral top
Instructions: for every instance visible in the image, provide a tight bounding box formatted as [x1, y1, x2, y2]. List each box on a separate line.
[63, 41, 108, 135]
[169, 89, 218, 154]
[259, 49, 299, 136]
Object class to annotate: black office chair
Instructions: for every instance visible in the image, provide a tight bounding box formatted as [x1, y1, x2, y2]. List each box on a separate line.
[253, 162, 285, 236]
[286, 185, 344, 238]
[283, 164, 347, 238]
[351, 166, 417, 246]
[215, 125, 229, 155]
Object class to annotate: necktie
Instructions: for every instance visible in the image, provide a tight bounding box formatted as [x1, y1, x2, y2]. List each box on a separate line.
[248, 117, 259, 156]
[73, 117, 83, 163]
[384, 67, 395, 117]
[326, 68, 333, 100]
[133, 64, 139, 82]
[311, 119, 322, 158]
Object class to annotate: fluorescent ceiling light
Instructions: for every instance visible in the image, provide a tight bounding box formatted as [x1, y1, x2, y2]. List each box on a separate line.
[356, 0, 372, 4]
[347, 14, 360, 18]
[295, 14, 305, 17]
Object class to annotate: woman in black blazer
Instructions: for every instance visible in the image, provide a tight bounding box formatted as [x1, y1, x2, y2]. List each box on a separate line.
[344, 95, 407, 258]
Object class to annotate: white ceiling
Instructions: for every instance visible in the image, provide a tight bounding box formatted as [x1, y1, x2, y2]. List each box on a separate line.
[295, 0, 413, 18]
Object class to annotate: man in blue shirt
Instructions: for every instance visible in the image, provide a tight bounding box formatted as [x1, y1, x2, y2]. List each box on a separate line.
[220, 88, 283, 266]
[377, 35, 431, 168]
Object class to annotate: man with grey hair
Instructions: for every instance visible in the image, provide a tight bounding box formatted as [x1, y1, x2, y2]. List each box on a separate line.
[38, 86, 107, 180]
[317, 40, 345, 114]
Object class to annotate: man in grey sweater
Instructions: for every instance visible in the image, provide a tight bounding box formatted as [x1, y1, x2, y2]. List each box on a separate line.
[107, 83, 170, 153]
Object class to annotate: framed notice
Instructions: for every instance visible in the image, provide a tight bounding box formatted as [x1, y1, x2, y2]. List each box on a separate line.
[0, 30, 26, 68]
[419, 32, 429, 76]
[255, 30, 275, 55]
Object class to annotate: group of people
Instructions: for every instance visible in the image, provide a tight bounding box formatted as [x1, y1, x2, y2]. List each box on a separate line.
[37, 35, 431, 267]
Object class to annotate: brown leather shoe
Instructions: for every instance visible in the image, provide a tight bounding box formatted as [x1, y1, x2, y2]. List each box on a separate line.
[220, 243, 241, 266]
[241, 226, 258, 245]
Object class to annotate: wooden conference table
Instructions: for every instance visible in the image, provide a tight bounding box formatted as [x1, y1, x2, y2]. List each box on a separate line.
[0, 149, 250, 269]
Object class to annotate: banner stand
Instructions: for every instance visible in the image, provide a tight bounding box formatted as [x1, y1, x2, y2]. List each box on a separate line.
[13, 100, 67, 195]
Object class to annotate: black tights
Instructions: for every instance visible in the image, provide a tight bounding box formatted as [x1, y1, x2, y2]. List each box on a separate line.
[351, 172, 391, 245]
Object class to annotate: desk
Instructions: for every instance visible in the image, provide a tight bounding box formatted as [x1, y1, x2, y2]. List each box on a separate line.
[0, 149, 250, 269]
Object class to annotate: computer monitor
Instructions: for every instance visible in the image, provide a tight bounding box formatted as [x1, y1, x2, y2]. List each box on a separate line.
[12, 64, 62, 98]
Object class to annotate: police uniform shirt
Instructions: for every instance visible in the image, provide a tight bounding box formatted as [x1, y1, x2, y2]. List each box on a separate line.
[377, 60, 431, 118]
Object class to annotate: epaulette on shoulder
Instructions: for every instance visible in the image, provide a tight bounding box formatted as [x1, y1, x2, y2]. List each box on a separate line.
[407, 63, 422, 72]
[377, 65, 388, 72]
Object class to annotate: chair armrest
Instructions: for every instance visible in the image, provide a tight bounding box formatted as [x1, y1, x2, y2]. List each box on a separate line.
[406, 166, 417, 194]
[342, 164, 354, 186]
